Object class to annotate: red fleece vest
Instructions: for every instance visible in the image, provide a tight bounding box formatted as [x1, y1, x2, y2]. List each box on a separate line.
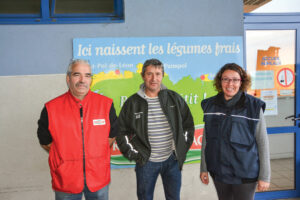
[46, 90, 112, 193]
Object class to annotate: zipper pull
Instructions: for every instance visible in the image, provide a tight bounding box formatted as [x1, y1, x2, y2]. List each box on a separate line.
[80, 105, 83, 123]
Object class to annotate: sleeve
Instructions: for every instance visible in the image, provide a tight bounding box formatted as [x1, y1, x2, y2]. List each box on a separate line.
[37, 106, 52, 145]
[179, 94, 195, 149]
[255, 108, 271, 182]
[115, 100, 144, 163]
[109, 103, 119, 138]
[200, 128, 208, 173]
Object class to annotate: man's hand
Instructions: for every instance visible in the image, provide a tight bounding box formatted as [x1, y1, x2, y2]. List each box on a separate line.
[200, 172, 209, 185]
[109, 137, 116, 147]
[41, 143, 52, 153]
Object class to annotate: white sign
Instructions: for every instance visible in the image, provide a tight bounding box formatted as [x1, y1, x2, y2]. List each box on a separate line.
[261, 90, 278, 116]
[250, 70, 274, 90]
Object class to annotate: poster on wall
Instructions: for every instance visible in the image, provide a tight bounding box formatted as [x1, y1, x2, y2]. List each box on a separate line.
[73, 36, 243, 167]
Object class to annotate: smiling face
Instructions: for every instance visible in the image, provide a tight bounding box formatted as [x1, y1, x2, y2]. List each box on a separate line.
[142, 65, 163, 97]
[66, 63, 92, 100]
[221, 69, 242, 100]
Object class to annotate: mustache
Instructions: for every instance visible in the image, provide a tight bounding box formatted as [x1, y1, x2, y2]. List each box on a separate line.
[75, 82, 88, 88]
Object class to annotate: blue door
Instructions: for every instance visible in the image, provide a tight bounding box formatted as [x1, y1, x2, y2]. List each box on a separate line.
[244, 13, 300, 199]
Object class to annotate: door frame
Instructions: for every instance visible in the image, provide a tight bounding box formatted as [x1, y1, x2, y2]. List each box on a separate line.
[244, 13, 300, 199]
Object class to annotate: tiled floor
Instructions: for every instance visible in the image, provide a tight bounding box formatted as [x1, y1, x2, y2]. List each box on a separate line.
[261, 158, 299, 199]
[269, 158, 294, 191]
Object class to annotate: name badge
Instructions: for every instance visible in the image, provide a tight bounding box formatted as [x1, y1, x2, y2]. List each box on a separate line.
[134, 112, 143, 119]
[93, 119, 106, 126]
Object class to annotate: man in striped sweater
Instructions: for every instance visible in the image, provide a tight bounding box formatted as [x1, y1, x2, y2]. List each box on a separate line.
[117, 58, 195, 200]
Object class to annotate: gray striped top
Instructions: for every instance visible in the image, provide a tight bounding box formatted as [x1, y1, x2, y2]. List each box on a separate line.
[146, 96, 174, 162]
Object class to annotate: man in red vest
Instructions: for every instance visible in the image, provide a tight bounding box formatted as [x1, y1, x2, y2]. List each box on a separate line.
[37, 59, 118, 200]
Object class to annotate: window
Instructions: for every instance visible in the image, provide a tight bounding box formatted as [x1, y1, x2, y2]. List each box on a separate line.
[244, 0, 300, 13]
[0, 0, 124, 24]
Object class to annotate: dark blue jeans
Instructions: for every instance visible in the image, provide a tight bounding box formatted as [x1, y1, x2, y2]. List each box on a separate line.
[135, 153, 181, 200]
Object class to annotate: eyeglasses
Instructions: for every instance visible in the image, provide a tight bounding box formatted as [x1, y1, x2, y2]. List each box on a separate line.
[221, 78, 241, 84]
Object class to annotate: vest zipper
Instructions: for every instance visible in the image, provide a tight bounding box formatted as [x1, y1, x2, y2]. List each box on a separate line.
[80, 106, 86, 183]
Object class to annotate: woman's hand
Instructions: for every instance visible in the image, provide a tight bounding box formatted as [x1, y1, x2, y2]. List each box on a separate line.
[257, 180, 270, 191]
[200, 172, 209, 185]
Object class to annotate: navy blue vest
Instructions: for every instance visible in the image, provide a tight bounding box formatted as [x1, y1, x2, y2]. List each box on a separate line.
[201, 92, 265, 183]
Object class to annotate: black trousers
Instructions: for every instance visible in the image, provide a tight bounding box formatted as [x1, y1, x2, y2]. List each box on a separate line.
[213, 179, 257, 200]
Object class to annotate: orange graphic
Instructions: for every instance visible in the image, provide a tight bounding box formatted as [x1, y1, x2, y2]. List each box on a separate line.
[249, 46, 294, 97]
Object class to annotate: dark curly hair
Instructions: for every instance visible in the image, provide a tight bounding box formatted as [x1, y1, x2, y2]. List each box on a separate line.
[214, 63, 251, 92]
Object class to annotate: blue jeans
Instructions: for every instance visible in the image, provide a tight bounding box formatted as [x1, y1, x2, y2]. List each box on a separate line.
[55, 184, 109, 200]
[135, 153, 181, 200]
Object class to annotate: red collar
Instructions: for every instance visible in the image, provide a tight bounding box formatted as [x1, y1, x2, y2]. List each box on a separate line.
[67, 89, 92, 107]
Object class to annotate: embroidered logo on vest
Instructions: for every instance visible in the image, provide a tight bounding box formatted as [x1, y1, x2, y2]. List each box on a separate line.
[93, 119, 106, 125]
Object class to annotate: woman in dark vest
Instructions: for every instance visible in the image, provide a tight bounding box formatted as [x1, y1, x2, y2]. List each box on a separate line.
[200, 63, 270, 200]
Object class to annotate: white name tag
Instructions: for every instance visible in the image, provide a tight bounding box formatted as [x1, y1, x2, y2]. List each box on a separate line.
[93, 119, 106, 126]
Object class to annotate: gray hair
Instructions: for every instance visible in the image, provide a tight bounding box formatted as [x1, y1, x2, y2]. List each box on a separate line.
[66, 59, 91, 76]
[141, 58, 164, 77]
